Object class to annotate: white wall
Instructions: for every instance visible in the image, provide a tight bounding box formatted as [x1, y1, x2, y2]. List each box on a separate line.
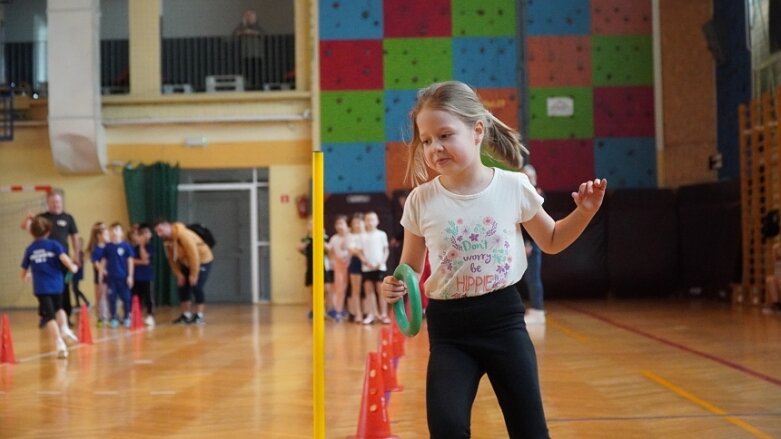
[4, 0, 293, 42]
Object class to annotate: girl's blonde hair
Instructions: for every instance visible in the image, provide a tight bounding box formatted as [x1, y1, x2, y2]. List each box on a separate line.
[87, 222, 107, 253]
[405, 81, 528, 186]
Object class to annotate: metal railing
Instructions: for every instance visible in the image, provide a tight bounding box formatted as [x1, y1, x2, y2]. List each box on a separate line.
[4, 34, 295, 96]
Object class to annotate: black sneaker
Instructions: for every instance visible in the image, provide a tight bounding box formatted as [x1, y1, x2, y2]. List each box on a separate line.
[188, 314, 205, 325]
[172, 314, 190, 324]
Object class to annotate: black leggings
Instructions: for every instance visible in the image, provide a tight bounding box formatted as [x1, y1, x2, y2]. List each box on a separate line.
[132, 280, 154, 315]
[425, 286, 549, 439]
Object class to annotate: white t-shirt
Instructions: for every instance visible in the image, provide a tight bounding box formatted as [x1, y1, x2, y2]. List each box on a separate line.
[328, 233, 351, 263]
[361, 229, 389, 272]
[401, 168, 544, 300]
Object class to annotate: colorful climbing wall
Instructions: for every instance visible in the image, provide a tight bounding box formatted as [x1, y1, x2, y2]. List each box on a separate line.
[320, 0, 519, 194]
[527, 0, 655, 191]
[319, 0, 655, 194]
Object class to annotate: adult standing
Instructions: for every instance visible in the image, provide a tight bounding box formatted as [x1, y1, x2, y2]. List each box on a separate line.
[21, 191, 81, 320]
[233, 8, 266, 90]
[154, 219, 213, 324]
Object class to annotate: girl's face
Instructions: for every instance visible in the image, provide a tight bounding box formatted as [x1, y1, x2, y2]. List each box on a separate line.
[365, 213, 379, 230]
[416, 107, 484, 178]
[335, 218, 348, 234]
[99, 228, 110, 243]
[350, 218, 364, 233]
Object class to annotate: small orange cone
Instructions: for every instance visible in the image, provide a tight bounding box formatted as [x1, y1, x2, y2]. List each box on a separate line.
[347, 352, 398, 439]
[391, 320, 405, 364]
[0, 314, 17, 364]
[379, 328, 402, 394]
[131, 296, 144, 330]
[78, 304, 93, 344]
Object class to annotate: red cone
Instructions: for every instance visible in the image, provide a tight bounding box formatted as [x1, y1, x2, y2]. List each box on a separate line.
[347, 352, 398, 439]
[379, 327, 402, 393]
[0, 314, 17, 364]
[78, 304, 93, 344]
[391, 320, 405, 360]
[131, 296, 144, 330]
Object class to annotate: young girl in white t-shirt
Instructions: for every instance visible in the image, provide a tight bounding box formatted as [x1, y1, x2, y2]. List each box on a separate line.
[381, 81, 607, 438]
[327, 215, 351, 321]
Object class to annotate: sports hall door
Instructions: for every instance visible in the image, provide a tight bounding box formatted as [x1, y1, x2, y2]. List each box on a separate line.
[177, 169, 270, 303]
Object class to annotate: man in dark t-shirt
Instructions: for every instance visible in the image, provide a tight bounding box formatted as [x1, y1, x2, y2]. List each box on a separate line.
[21, 191, 81, 319]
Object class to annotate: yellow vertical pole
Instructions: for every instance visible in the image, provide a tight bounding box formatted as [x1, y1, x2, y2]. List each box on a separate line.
[312, 151, 325, 438]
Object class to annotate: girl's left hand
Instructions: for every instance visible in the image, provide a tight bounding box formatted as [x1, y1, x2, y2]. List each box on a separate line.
[572, 179, 607, 214]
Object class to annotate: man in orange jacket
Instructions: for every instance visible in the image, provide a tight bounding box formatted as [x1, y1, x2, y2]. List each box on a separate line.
[154, 220, 214, 324]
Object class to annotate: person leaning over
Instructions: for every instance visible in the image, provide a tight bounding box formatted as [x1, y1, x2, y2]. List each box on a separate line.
[154, 219, 214, 325]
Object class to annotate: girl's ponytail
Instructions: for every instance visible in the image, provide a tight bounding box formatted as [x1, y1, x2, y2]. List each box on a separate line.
[483, 112, 528, 170]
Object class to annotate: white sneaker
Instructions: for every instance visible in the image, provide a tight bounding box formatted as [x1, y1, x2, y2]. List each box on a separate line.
[144, 315, 156, 327]
[56, 339, 68, 359]
[524, 309, 546, 325]
[61, 326, 79, 345]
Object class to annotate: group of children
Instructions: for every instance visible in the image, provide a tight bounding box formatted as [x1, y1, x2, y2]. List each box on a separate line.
[86, 222, 156, 328]
[300, 211, 391, 324]
[22, 219, 157, 359]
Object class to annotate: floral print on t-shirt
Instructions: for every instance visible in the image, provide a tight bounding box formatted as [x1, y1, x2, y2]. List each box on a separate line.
[437, 216, 513, 299]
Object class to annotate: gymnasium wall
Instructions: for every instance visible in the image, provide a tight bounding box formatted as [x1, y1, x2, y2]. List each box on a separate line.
[318, 0, 520, 194]
[659, 0, 718, 187]
[318, 0, 659, 194]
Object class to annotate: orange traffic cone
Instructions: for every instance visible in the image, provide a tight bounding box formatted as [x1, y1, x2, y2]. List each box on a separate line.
[347, 352, 398, 439]
[391, 320, 405, 366]
[78, 304, 93, 344]
[0, 314, 17, 364]
[131, 296, 144, 330]
[379, 328, 402, 395]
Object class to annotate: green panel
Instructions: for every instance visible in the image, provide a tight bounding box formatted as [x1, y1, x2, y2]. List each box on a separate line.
[592, 35, 653, 86]
[384, 38, 452, 90]
[529, 87, 593, 139]
[321, 91, 385, 142]
[452, 0, 517, 36]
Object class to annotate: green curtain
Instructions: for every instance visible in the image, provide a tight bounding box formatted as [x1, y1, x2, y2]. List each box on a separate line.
[123, 162, 180, 306]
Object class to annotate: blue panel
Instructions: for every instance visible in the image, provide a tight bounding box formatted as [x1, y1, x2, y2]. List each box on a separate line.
[319, 0, 384, 40]
[525, 0, 591, 36]
[594, 138, 656, 188]
[453, 37, 517, 87]
[323, 143, 387, 193]
[384, 90, 418, 142]
[714, 0, 750, 180]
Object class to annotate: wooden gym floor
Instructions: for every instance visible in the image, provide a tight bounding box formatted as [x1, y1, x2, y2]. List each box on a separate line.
[0, 299, 779, 438]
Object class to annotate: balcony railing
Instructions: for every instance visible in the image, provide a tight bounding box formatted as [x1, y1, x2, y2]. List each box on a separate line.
[4, 34, 295, 96]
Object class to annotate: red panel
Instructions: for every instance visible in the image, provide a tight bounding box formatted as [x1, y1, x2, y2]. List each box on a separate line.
[320, 40, 384, 90]
[477, 88, 520, 131]
[592, 0, 652, 35]
[384, 0, 451, 37]
[527, 36, 592, 87]
[594, 86, 655, 137]
[528, 140, 595, 192]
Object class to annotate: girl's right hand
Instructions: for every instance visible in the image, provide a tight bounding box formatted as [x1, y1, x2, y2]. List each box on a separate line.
[381, 275, 406, 304]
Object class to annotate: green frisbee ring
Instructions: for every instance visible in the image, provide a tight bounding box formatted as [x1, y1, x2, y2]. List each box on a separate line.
[64, 271, 74, 284]
[393, 263, 423, 337]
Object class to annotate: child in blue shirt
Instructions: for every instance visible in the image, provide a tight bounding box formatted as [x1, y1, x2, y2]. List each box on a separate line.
[101, 223, 134, 328]
[20, 216, 80, 359]
[130, 224, 155, 327]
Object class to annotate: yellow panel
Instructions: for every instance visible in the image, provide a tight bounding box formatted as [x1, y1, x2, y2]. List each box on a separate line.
[109, 140, 311, 168]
